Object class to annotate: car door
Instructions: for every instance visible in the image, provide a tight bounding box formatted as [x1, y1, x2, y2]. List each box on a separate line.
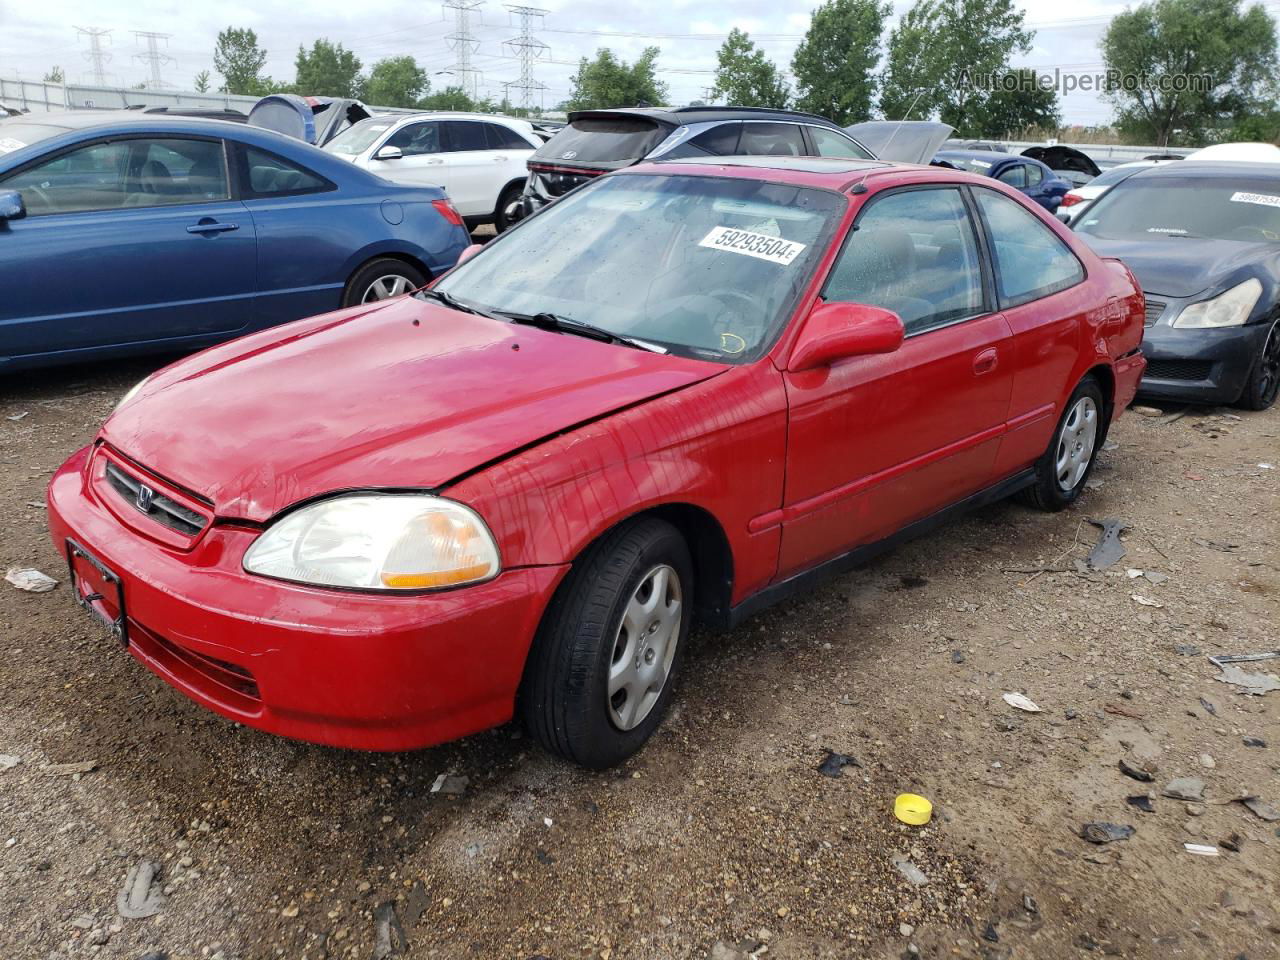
[970, 187, 1091, 478]
[366, 120, 449, 192]
[778, 185, 1014, 576]
[0, 134, 255, 363]
[438, 120, 506, 217]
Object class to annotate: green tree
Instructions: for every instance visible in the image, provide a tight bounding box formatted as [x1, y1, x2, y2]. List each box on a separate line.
[362, 56, 428, 107]
[43, 66, 65, 84]
[193, 69, 211, 93]
[880, 0, 1037, 133]
[294, 39, 363, 98]
[709, 28, 790, 108]
[970, 69, 1061, 136]
[1101, 0, 1278, 146]
[213, 27, 271, 96]
[419, 85, 476, 111]
[566, 47, 668, 110]
[792, 0, 889, 124]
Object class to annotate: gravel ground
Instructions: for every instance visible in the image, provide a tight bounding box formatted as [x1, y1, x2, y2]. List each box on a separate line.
[1, 357, 1277, 960]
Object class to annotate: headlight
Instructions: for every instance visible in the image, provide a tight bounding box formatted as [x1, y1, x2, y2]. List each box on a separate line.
[243, 495, 500, 591]
[113, 375, 151, 413]
[1173, 278, 1262, 329]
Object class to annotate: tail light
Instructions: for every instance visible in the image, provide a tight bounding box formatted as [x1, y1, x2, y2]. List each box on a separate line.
[431, 198, 464, 226]
[1060, 193, 1084, 207]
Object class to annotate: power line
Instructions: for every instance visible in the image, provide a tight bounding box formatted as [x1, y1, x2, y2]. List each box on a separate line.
[74, 26, 111, 85]
[442, 0, 485, 100]
[502, 5, 549, 109]
[132, 31, 174, 89]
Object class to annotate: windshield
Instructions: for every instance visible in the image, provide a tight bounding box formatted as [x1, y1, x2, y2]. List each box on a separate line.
[939, 155, 1002, 174]
[532, 117, 666, 166]
[1086, 163, 1150, 188]
[435, 173, 844, 362]
[324, 118, 395, 156]
[1076, 176, 1280, 242]
[0, 123, 69, 155]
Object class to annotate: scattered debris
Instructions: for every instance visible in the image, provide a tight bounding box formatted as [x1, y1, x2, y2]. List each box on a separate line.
[1105, 703, 1144, 719]
[4, 567, 58, 593]
[44, 760, 97, 777]
[1162, 778, 1206, 802]
[1002, 692, 1042, 713]
[1239, 797, 1280, 823]
[1183, 843, 1219, 857]
[1209, 651, 1280, 665]
[1212, 663, 1280, 697]
[1220, 833, 1244, 853]
[950, 649, 966, 664]
[1118, 758, 1155, 782]
[429, 774, 469, 796]
[1131, 405, 1162, 417]
[6, 411, 28, 421]
[1192, 537, 1240, 553]
[816, 749, 860, 778]
[1242, 736, 1266, 748]
[1086, 518, 1128, 570]
[891, 853, 929, 886]
[894, 793, 933, 826]
[1199, 697, 1217, 716]
[983, 922, 1000, 943]
[116, 860, 166, 919]
[1175, 644, 1201, 656]
[372, 901, 408, 959]
[1131, 594, 1163, 608]
[0, 755, 19, 770]
[1080, 822, 1135, 843]
[1126, 795, 1155, 813]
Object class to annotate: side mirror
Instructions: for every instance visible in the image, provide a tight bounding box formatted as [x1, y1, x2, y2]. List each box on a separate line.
[374, 145, 403, 161]
[0, 189, 26, 221]
[788, 301, 904, 372]
[457, 243, 484, 265]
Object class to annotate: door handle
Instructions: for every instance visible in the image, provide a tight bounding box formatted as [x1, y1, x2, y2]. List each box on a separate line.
[187, 220, 238, 234]
[424, 158, 444, 165]
[492, 156, 507, 162]
[973, 347, 999, 375]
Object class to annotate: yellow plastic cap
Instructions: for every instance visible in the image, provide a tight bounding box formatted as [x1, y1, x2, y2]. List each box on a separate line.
[894, 793, 933, 826]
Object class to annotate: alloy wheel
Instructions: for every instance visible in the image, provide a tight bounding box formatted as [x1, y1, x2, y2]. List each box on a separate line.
[1257, 320, 1280, 407]
[361, 274, 415, 302]
[607, 564, 683, 731]
[1055, 395, 1098, 492]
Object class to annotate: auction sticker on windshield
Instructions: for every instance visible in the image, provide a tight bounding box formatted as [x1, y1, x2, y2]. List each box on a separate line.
[1230, 191, 1280, 208]
[699, 226, 806, 265]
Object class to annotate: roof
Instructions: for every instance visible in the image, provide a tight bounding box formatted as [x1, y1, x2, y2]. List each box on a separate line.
[934, 149, 1023, 163]
[629, 154, 993, 194]
[357, 111, 535, 129]
[1, 110, 247, 133]
[1128, 160, 1280, 181]
[567, 106, 841, 129]
[664, 155, 888, 175]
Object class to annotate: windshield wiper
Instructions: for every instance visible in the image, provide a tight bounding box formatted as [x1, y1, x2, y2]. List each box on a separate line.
[508, 312, 667, 353]
[415, 287, 508, 322]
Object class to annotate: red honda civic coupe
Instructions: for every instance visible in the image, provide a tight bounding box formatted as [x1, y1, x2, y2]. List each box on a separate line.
[48, 155, 1146, 768]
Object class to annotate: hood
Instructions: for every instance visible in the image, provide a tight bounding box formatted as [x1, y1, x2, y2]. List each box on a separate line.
[844, 121, 954, 164]
[1077, 234, 1278, 299]
[102, 300, 722, 523]
[1021, 145, 1101, 177]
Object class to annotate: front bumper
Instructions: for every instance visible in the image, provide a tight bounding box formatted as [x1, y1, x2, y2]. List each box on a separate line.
[47, 445, 568, 751]
[1137, 310, 1270, 404]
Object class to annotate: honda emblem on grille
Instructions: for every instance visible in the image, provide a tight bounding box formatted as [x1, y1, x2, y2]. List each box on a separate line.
[136, 483, 155, 513]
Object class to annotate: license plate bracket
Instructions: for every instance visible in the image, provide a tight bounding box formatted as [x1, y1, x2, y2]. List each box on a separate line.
[66, 538, 128, 646]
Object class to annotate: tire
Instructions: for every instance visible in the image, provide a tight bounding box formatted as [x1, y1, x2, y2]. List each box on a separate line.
[341, 258, 427, 307]
[1236, 319, 1280, 411]
[493, 182, 525, 233]
[519, 517, 693, 769]
[1018, 376, 1106, 512]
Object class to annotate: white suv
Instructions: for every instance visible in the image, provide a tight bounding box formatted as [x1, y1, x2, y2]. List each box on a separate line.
[325, 112, 541, 231]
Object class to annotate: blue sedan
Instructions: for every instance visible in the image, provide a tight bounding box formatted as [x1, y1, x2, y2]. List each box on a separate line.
[0, 112, 470, 372]
[934, 149, 1071, 213]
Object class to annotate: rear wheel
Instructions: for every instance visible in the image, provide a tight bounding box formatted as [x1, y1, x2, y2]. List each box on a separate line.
[1237, 319, 1280, 411]
[494, 182, 525, 233]
[1019, 377, 1105, 512]
[341, 258, 427, 307]
[519, 517, 693, 769]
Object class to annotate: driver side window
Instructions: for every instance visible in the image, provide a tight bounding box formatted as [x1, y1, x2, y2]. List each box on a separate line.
[386, 122, 441, 157]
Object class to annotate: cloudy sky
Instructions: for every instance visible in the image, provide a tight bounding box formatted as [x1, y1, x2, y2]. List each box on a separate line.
[0, 0, 1199, 125]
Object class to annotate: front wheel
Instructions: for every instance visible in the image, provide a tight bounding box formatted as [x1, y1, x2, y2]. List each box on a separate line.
[1237, 319, 1280, 411]
[493, 182, 526, 233]
[341, 258, 427, 307]
[1019, 377, 1105, 512]
[519, 517, 693, 769]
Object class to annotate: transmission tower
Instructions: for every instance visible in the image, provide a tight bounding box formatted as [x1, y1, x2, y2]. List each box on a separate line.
[74, 27, 112, 86]
[502, 5, 549, 109]
[133, 31, 175, 89]
[443, 0, 485, 101]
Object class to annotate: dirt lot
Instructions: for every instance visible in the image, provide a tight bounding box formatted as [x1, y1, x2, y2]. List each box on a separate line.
[2, 358, 1278, 960]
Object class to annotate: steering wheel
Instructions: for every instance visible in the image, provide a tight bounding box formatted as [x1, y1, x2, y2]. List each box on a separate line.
[1232, 224, 1276, 242]
[708, 289, 767, 326]
[21, 185, 52, 212]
